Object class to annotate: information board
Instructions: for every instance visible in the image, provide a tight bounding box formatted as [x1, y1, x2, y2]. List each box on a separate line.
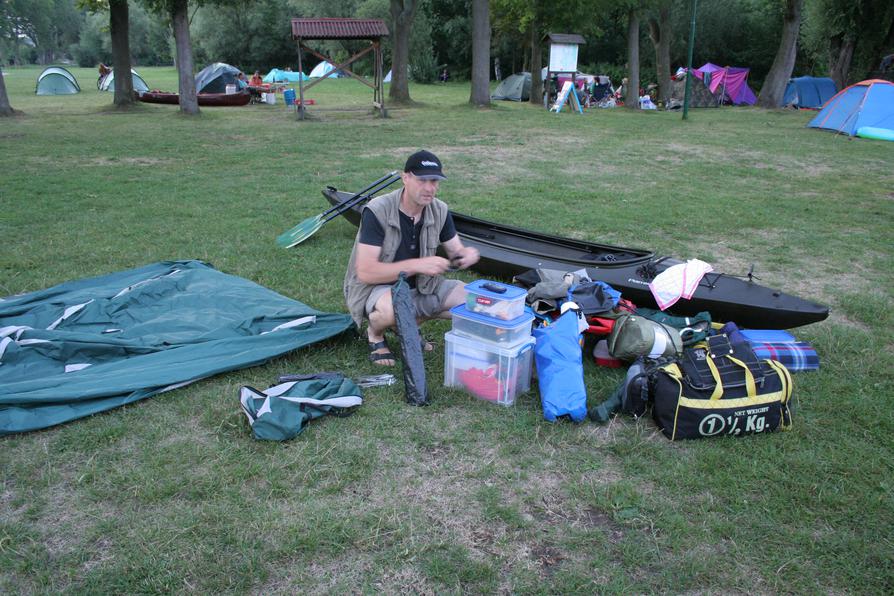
[548, 43, 579, 73]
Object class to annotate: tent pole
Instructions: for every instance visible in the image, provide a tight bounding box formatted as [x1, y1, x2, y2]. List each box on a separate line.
[682, 0, 698, 120]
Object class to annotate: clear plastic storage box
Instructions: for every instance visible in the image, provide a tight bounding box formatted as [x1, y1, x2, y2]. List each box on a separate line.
[450, 304, 534, 346]
[464, 280, 527, 320]
[444, 331, 535, 406]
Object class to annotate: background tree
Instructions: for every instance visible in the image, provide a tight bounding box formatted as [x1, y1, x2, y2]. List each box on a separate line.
[109, 0, 136, 105]
[143, 0, 199, 114]
[625, 7, 641, 109]
[192, 0, 296, 73]
[0, 70, 15, 116]
[801, 0, 894, 87]
[3, 0, 81, 65]
[469, 0, 490, 105]
[430, 0, 472, 79]
[72, 5, 171, 67]
[756, 0, 803, 107]
[389, 0, 416, 103]
[647, 0, 672, 105]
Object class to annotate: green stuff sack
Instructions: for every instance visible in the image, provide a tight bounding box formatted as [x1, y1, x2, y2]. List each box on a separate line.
[607, 313, 683, 361]
[651, 335, 793, 440]
[239, 374, 363, 441]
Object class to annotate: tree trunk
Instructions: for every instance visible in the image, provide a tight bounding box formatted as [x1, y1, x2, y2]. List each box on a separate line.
[469, 0, 491, 106]
[648, 6, 672, 106]
[109, 0, 134, 107]
[626, 9, 640, 109]
[828, 34, 855, 90]
[389, 0, 416, 104]
[757, 0, 804, 108]
[171, 0, 199, 115]
[0, 69, 15, 116]
[529, 24, 542, 107]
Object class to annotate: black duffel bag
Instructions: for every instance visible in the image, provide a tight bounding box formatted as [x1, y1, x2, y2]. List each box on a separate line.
[651, 335, 793, 440]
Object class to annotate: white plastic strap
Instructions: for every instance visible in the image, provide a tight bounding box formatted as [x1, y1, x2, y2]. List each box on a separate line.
[261, 316, 316, 335]
[274, 395, 363, 409]
[47, 300, 94, 330]
[0, 326, 31, 340]
[113, 269, 182, 299]
[0, 337, 11, 362]
[64, 363, 92, 373]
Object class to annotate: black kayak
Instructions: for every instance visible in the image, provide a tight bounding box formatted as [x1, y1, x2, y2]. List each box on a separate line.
[323, 188, 829, 329]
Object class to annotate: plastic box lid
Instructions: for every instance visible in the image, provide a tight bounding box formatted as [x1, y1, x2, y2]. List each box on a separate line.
[445, 329, 535, 356]
[464, 280, 527, 301]
[450, 304, 534, 328]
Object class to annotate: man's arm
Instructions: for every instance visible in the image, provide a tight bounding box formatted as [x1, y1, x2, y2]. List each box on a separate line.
[441, 235, 480, 270]
[355, 243, 451, 285]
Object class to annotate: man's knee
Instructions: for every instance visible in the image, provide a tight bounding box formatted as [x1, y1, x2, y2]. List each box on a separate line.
[368, 290, 395, 330]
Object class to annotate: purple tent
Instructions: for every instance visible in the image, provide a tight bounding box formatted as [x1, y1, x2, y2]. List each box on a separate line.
[694, 63, 757, 106]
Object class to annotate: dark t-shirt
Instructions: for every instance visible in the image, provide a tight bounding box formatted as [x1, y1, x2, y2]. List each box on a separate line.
[358, 208, 457, 288]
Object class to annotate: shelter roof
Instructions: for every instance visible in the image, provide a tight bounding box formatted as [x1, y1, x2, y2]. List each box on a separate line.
[544, 33, 586, 45]
[291, 18, 389, 40]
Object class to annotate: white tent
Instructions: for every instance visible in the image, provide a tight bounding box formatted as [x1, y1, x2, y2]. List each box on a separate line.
[309, 61, 342, 78]
[384, 69, 392, 83]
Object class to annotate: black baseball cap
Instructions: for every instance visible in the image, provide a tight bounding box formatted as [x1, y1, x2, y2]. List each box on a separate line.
[404, 150, 446, 181]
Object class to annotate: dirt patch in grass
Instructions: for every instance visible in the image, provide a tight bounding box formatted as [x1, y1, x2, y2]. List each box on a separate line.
[89, 156, 172, 167]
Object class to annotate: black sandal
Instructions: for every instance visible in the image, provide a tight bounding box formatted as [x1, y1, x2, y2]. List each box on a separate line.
[368, 340, 397, 365]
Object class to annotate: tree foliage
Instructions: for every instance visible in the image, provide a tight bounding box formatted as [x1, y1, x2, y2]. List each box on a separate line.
[71, 5, 171, 66]
[1, 0, 82, 65]
[801, 0, 894, 85]
[192, 0, 297, 73]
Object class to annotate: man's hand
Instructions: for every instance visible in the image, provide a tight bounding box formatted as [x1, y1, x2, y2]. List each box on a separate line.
[451, 246, 480, 270]
[414, 256, 451, 276]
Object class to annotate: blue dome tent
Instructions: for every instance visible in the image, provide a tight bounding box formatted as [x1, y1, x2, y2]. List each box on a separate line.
[782, 76, 837, 109]
[808, 79, 894, 139]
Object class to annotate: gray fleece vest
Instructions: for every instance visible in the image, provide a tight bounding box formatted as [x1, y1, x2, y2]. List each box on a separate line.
[344, 188, 450, 327]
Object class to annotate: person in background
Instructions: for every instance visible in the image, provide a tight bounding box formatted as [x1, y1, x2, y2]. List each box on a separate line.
[344, 150, 480, 366]
[439, 69, 449, 83]
[249, 70, 263, 87]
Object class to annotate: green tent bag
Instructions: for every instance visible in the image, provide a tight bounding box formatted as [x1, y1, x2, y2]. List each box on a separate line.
[607, 313, 683, 361]
[239, 375, 362, 441]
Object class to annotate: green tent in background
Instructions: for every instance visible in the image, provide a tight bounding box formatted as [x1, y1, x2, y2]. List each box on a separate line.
[491, 72, 531, 102]
[667, 74, 718, 109]
[0, 260, 354, 434]
[35, 66, 81, 95]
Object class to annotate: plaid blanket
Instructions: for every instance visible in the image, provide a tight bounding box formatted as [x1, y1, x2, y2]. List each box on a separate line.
[750, 341, 819, 371]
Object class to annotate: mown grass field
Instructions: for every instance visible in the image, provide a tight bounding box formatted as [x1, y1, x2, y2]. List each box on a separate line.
[2, 65, 893, 593]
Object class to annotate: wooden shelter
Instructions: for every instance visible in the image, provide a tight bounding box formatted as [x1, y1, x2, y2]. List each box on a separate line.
[290, 18, 390, 119]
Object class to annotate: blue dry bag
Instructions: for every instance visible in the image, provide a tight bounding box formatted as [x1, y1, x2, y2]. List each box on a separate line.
[532, 310, 588, 422]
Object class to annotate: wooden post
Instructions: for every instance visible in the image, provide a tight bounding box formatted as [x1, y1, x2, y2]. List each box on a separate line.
[375, 41, 386, 117]
[296, 40, 306, 120]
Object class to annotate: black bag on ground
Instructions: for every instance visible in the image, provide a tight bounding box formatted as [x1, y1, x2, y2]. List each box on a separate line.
[588, 357, 666, 422]
[651, 335, 793, 440]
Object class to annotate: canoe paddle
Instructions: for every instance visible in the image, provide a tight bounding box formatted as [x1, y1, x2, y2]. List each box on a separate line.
[276, 171, 400, 248]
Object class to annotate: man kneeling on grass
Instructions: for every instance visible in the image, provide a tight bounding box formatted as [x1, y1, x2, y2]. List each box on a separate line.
[344, 150, 480, 366]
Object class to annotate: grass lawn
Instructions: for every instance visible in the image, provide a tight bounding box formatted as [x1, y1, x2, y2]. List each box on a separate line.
[2, 65, 893, 593]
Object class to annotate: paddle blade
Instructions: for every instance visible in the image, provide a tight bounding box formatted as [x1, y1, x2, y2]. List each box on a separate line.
[276, 215, 323, 248]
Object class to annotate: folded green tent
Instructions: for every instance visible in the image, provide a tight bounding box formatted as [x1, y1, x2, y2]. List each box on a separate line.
[0, 260, 353, 434]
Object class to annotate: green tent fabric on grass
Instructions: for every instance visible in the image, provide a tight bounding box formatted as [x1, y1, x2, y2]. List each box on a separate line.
[0, 260, 353, 435]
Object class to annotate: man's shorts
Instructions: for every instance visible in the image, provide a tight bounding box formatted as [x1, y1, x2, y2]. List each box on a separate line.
[365, 279, 463, 320]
